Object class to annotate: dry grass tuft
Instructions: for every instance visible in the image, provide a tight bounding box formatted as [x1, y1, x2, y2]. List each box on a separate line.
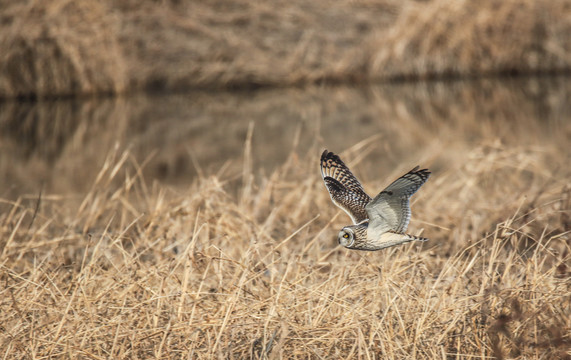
[1, 137, 570, 358]
[0, 0, 126, 99]
[370, 0, 571, 80]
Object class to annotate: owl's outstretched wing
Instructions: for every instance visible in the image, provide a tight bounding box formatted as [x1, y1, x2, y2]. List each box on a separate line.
[365, 166, 430, 235]
[320, 150, 371, 224]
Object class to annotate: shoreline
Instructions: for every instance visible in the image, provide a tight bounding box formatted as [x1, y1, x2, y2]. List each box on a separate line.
[1, 0, 570, 99]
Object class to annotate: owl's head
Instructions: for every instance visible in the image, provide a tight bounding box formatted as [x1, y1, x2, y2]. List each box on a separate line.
[338, 227, 355, 248]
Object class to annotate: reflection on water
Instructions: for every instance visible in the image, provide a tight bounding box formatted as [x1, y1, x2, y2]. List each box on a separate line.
[1, 77, 570, 211]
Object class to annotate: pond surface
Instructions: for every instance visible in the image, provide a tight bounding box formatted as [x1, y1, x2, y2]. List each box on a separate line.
[1, 77, 570, 212]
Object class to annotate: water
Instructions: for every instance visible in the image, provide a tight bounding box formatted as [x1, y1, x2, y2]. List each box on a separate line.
[1, 77, 570, 211]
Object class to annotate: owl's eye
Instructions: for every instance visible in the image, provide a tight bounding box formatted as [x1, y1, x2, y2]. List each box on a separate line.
[343, 233, 349, 238]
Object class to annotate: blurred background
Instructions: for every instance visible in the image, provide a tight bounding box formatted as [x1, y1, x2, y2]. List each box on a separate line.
[1, 0, 570, 209]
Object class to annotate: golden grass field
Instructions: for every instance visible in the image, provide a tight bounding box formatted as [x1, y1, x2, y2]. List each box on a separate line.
[1, 0, 570, 358]
[1, 79, 570, 358]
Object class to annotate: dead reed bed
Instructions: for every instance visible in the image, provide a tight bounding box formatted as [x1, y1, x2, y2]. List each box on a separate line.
[1, 0, 570, 98]
[369, 0, 571, 80]
[1, 133, 570, 358]
[0, 0, 126, 99]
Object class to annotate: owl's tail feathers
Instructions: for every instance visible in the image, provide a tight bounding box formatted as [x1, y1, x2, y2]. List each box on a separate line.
[373, 231, 428, 250]
[405, 233, 429, 242]
[407, 234, 429, 241]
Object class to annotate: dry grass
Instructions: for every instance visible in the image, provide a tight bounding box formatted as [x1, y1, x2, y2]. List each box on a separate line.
[0, 0, 126, 99]
[370, 0, 571, 80]
[1, 128, 570, 358]
[1, 0, 571, 98]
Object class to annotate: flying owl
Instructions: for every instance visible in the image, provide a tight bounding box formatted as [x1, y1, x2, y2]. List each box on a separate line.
[320, 150, 430, 251]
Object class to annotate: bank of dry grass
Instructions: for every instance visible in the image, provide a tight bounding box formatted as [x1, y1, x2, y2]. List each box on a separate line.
[0, 0, 126, 98]
[1, 136, 570, 358]
[370, 0, 571, 80]
[1, 0, 570, 98]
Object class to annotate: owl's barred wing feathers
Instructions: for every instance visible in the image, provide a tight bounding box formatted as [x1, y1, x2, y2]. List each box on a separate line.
[366, 166, 430, 235]
[320, 150, 371, 224]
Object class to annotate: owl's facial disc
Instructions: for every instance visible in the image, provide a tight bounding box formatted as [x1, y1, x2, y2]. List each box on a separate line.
[338, 228, 355, 247]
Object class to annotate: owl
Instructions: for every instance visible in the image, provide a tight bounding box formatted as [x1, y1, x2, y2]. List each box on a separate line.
[320, 150, 430, 251]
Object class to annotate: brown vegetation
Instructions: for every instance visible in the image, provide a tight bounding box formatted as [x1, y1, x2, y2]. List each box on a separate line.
[0, 0, 126, 98]
[1, 0, 570, 98]
[1, 78, 570, 357]
[370, 0, 571, 80]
